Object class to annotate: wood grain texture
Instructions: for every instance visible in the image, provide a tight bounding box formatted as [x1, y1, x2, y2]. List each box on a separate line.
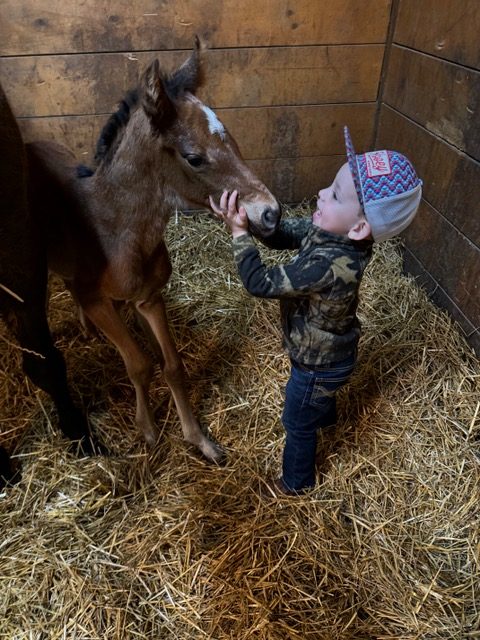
[377, 106, 480, 247]
[395, 0, 480, 69]
[403, 248, 480, 354]
[383, 46, 480, 159]
[381, 9, 480, 350]
[403, 200, 480, 326]
[0, 0, 392, 55]
[0, 46, 384, 117]
[250, 156, 345, 203]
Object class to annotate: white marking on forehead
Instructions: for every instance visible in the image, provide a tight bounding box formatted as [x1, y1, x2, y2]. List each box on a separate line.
[201, 104, 226, 139]
[187, 94, 225, 139]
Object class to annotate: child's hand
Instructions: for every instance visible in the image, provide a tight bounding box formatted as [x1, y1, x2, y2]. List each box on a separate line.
[209, 190, 249, 238]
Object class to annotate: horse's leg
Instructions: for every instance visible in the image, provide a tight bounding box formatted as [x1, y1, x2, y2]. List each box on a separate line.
[134, 310, 164, 361]
[14, 305, 93, 450]
[135, 294, 225, 464]
[81, 297, 157, 445]
[63, 280, 96, 333]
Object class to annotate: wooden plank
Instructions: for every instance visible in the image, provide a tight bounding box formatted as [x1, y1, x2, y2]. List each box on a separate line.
[221, 104, 376, 159]
[0, 45, 384, 118]
[0, 0, 392, 56]
[377, 106, 480, 248]
[395, 0, 480, 69]
[201, 46, 384, 109]
[402, 200, 480, 326]
[16, 103, 376, 164]
[250, 156, 345, 203]
[383, 46, 480, 159]
[18, 115, 102, 163]
[403, 248, 480, 355]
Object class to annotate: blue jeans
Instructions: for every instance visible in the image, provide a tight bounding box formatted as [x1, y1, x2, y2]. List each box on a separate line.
[281, 353, 356, 491]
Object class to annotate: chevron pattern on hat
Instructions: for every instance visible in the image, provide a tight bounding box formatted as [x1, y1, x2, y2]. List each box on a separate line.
[357, 151, 421, 205]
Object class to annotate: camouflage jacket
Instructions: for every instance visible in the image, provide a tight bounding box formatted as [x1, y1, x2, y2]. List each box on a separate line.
[232, 218, 372, 367]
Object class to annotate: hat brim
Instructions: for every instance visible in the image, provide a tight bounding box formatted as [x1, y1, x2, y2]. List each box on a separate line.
[344, 126, 364, 208]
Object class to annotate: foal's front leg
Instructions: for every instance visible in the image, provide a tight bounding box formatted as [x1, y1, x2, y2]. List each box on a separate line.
[135, 294, 225, 464]
[81, 297, 157, 445]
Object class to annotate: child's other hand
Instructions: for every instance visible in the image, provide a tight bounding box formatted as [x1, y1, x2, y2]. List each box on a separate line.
[209, 190, 249, 238]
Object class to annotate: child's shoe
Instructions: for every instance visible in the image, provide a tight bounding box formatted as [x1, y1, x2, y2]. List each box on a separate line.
[259, 476, 300, 500]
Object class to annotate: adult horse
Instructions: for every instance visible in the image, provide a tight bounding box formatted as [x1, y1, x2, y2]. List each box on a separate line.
[0, 84, 92, 486]
[27, 39, 281, 463]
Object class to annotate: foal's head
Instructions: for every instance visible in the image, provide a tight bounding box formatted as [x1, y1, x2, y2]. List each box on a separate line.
[95, 39, 281, 237]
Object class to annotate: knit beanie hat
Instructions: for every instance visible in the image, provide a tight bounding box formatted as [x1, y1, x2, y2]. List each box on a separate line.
[344, 126, 422, 242]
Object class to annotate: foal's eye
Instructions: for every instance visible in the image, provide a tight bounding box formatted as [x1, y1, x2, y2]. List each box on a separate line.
[183, 154, 204, 168]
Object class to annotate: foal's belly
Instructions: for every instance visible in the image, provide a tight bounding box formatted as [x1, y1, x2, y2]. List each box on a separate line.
[96, 243, 172, 303]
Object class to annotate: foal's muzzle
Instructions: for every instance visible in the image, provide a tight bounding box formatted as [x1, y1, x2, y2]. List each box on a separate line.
[261, 204, 281, 234]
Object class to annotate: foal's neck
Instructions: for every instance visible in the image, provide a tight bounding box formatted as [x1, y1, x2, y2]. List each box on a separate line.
[88, 111, 180, 235]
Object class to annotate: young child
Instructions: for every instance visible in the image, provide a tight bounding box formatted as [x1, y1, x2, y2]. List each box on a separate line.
[210, 127, 422, 496]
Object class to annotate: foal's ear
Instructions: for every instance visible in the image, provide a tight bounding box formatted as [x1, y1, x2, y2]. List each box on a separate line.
[168, 36, 205, 97]
[141, 59, 177, 132]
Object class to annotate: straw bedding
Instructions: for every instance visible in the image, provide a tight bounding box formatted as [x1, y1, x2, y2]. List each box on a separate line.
[0, 205, 479, 639]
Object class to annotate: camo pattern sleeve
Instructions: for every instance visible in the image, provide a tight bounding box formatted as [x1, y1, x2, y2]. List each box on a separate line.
[260, 218, 312, 250]
[232, 232, 332, 299]
[231, 226, 372, 366]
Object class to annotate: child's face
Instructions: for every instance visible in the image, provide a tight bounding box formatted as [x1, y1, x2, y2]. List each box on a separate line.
[312, 163, 363, 235]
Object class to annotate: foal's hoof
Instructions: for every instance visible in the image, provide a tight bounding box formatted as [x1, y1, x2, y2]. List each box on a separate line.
[59, 407, 108, 456]
[143, 429, 158, 448]
[59, 408, 91, 442]
[199, 437, 227, 466]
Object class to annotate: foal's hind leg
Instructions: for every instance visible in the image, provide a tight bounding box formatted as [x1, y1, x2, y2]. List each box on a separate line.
[80, 297, 157, 445]
[135, 294, 225, 464]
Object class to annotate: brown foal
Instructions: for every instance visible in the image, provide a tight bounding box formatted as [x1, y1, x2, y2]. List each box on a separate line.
[26, 40, 281, 462]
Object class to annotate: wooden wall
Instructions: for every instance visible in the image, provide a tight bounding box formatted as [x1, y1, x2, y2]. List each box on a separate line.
[0, 0, 391, 203]
[2, 1, 477, 351]
[376, 0, 480, 353]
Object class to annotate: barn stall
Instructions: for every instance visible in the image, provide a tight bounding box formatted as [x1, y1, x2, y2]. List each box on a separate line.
[0, 1, 479, 638]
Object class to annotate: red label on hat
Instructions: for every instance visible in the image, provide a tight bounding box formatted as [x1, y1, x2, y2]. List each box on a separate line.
[365, 150, 391, 177]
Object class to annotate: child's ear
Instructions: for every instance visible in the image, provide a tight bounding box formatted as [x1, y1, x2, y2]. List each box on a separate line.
[348, 217, 372, 241]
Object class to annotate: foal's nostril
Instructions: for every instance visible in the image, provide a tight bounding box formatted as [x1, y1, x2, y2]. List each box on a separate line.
[261, 206, 280, 228]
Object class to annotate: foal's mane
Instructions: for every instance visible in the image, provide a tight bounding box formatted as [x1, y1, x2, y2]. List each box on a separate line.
[76, 88, 139, 178]
[94, 89, 140, 167]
